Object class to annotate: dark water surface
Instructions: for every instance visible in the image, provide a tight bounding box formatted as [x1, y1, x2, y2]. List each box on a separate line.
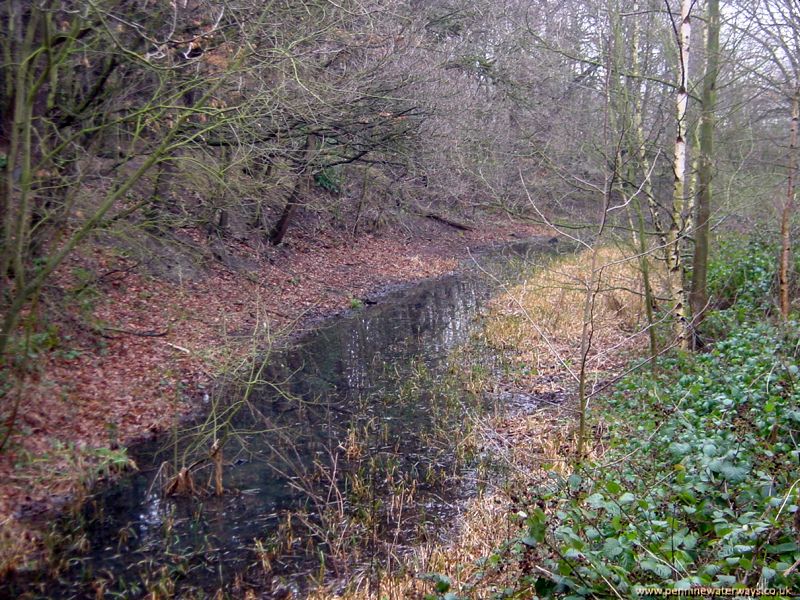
[7, 237, 566, 599]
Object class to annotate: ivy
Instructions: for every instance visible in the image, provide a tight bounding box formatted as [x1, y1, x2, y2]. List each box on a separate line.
[314, 167, 342, 193]
[489, 241, 800, 597]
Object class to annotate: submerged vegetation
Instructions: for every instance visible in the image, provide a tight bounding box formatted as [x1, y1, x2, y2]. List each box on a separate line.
[2, 266, 522, 598]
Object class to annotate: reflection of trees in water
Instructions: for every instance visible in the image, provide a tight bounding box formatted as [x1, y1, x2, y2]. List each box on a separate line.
[335, 277, 482, 389]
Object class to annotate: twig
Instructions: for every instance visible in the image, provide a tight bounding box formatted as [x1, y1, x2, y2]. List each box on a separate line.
[784, 556, 800, 576]
[165, 341, 191, 354]
[99, 326, 169, 338]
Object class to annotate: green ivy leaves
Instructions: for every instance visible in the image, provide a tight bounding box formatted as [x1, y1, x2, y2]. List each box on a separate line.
[511, 293, 800, 596]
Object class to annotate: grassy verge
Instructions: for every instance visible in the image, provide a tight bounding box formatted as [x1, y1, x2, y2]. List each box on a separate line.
[489, 239, 800, 598]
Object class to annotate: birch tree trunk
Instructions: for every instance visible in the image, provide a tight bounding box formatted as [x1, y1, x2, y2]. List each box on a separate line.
[667, 0, 692, 349]
[780, 88, 799, 318]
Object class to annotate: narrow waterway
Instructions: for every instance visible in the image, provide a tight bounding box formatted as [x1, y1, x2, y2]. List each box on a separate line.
[9, 237, 566, 599]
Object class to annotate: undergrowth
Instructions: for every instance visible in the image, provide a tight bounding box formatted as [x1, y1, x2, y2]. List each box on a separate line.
[419, 238, 800, 599]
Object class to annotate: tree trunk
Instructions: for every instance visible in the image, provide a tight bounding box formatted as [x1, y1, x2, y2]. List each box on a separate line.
[667, 0, 692, 349]
[780, 89, 799, 318]
[268, 185, 301, 245]
[636, 197, 658, 367]
[577, 28, 614, 465]
[628, 1, 668, 279]
[251, 159, 274, 230]
[268, 135, 315, 246]
[352, 166, 369, 237]
[576, 245, 600, 464]
[145, 159, 176, 229]
[621, 0, 658, 364]
[690, 0, 719, 333]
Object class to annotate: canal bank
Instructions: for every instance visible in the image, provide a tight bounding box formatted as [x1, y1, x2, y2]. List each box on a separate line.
[4, 235, 570, 598]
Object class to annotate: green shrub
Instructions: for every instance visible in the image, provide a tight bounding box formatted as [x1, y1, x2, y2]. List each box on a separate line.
[707, 236, 775, 312]
[508, 313, 800, 597]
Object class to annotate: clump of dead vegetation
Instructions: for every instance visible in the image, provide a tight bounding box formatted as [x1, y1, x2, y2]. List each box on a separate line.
[485, 244, 656, 374]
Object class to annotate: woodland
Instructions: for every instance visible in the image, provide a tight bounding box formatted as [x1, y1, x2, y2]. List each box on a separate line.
[2, 0, 800, 598]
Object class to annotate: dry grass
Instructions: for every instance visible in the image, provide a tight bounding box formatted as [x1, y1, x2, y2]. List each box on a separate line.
[0, 520, 39, 580]
[486, 244, 662, 386]
[305, 405, 584, 600]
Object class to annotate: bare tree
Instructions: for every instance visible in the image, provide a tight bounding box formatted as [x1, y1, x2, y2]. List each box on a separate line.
[664, 0, 694, 348]
[690, 0, 720, 330]
[731, 0, 800, 317]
